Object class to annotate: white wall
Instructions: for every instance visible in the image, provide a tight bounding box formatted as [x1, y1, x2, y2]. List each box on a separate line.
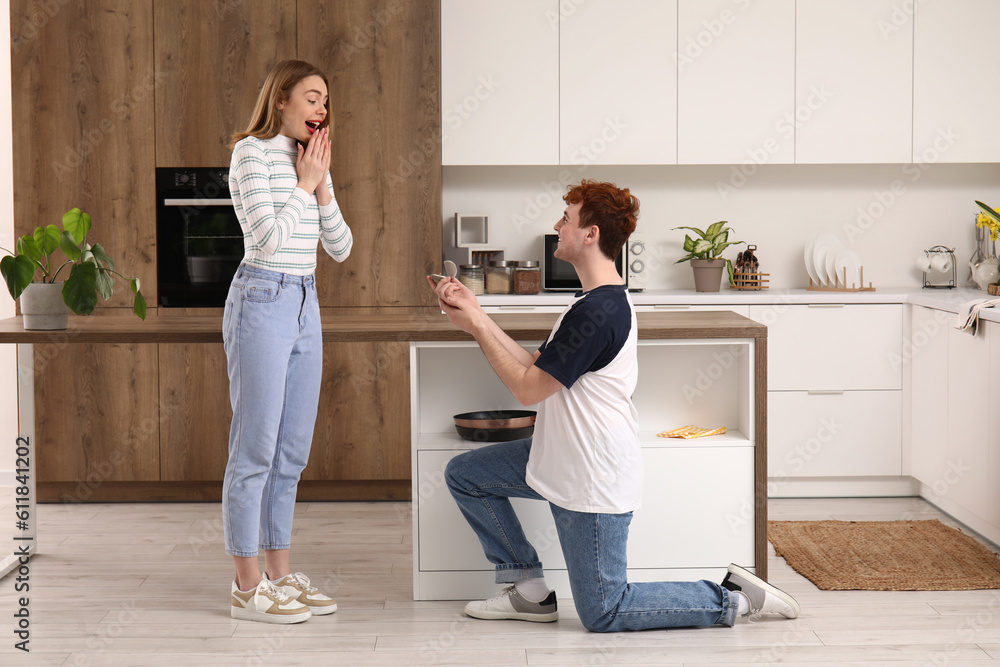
[443, 163, 1000, 291]
[1, 2, 17, 485]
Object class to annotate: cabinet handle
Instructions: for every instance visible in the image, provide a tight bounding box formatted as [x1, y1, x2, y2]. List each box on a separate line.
[807, 303, 845, 308]
[653, 304, 691, 310]
[807, 390, 846, 395]
[498, 305, 538, 311]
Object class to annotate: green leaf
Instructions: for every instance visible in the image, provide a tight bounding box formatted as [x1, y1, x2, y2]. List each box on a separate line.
[16, 235, 42, 264]
[726, 259, 735, 285]
[711, 229, 729, 246]
[62, 208, 92, 246]
[713, 240, 745, 256]
[132, 288, 147, 320]
[1, 254, 36, 300]
[705, 221, 728, 239]
[682, 234, 695, 253]
[95, 268, 114, 301]
[63, 262, 99, 315]
[692, 238, 713, 256]
[976, 201, 1000, 225]
[674, 253, 695, 264]
[672, 225, 708, 239]
[90, 243, 115, 272]
[34, 225, 61, 257]
[59, 230, 82, 261]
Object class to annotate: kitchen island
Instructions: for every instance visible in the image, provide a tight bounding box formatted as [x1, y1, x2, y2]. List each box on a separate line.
[0, 310, 767, 591]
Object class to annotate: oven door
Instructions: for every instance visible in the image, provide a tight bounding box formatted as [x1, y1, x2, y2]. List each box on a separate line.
[156, 195, 244, 307]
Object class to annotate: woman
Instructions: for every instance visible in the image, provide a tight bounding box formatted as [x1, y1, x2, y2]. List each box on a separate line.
[222, 59, 352, 624]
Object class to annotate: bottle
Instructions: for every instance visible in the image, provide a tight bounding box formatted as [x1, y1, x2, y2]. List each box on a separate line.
[513, 260, 541, 295]
[459, 264, 485, 295]
[486, 261, 513, 294]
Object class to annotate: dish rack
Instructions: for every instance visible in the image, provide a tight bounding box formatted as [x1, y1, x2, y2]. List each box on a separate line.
[807, 266, 876, 292]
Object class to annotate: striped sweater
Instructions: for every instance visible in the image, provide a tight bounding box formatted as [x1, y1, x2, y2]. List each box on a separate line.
[228, 134, 353, 275]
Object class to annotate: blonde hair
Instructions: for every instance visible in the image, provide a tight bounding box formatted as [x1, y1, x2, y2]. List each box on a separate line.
[232, 60, 331, 145]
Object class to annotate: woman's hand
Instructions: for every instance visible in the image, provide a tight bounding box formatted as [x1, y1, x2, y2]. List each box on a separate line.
[296, 127, 332, 197]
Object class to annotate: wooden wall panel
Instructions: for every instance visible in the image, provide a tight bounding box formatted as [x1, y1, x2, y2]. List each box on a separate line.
[298, 0, 442, 308]
[304, 341, 410, 481]
[158, 343, 231, 481]
[153, 0, 297, 167]
[10, 0, 157, 307]
[33, 341, 160, 485]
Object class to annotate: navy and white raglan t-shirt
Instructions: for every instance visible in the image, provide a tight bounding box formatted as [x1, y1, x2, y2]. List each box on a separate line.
[526, 284, 642, 514]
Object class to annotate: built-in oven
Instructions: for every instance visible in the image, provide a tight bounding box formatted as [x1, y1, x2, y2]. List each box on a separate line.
[541, 233, 627, 291]
[156, 167, 244, 307]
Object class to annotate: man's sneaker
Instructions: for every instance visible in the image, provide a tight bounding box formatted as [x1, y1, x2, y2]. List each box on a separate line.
[721, 563, 800, 619]
[464, 586, 558, 622]
[270, 572, 338, 616]
[231, 578, 312, 624]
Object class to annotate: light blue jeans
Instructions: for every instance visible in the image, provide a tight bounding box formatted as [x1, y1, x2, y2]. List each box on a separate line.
[222, 264, 322, 557]
[445, 439, 739, 632]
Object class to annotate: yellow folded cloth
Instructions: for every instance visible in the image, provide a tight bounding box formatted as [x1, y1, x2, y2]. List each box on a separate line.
[657, 425, 728, 439]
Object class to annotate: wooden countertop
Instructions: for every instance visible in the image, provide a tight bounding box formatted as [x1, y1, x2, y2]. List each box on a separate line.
[0, 311, 765, 343]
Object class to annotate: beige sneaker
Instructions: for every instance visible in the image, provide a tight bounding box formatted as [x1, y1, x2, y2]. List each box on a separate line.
[231, 578, 311, 624]
[270, 572, 338, 615]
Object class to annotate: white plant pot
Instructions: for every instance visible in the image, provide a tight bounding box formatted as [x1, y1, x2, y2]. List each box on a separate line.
[20, 282, 70, 330]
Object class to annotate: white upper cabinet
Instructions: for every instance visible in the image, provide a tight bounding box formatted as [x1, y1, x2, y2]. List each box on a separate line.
[441, 0, 559, 165]
[560, 0, 677, 165]
[676, 0, 795, 165]
[913, 0, 1000, 163]
[795, 0, 913, 164]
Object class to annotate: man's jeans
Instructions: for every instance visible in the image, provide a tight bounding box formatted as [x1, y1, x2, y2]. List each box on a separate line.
[445, 438, 739, 632]
[222, 264, 323, 557]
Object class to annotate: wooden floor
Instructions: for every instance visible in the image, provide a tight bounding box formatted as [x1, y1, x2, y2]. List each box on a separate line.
[2, 496, 1000, 665]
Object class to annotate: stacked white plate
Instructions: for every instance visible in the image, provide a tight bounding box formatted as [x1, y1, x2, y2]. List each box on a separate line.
[804, 234, 861, 287]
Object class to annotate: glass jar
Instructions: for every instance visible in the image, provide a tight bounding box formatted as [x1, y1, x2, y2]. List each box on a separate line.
[459, 264, 484, 295]
[513, 260, 541, 295]
[485, 260, 513, 294]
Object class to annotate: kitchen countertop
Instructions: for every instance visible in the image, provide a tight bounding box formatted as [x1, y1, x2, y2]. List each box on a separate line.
[0, 310, 766, 343]
[482, 287, 1000, 324]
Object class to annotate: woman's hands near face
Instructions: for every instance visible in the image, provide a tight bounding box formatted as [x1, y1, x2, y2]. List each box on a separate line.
[296, 127, 331, 194]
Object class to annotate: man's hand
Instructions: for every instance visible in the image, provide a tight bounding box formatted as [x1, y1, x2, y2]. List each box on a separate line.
[426, 275, 485, 334]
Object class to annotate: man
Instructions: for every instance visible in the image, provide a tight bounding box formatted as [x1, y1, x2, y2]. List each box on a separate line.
[427, 180, 799, 632]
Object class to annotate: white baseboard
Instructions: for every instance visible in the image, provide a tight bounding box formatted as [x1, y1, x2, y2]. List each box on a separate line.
[917, 482, 1000, 550]
[768, 476, 919, 498]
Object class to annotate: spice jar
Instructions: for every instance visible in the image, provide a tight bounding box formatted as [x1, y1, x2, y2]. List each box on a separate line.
[459, 264, 484, 295]
[513, 260, 541, 295]
[486, 260, 513, 294]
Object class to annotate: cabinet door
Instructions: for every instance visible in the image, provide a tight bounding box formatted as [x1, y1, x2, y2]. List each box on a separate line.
[989, 323, 1000, 528]
[749, 304, 902, 391]
[153, 0, 297, 168]
[768, 390, 901, 477]
[946, 327, 990, 520]
[441, 0, 559, 165]
[676, 0, 794, 164]
[35, 342, 160, 484]
[305, 342, 411, 482]
[795, 0, 912, 163]
[913, 0, 1000, 163]
[159, 344, 231, 481]
[11, 0, 157, 307]
[909, 306, 950, 487]
[300, 1, 443, 307]
[560, 0, 677, 165]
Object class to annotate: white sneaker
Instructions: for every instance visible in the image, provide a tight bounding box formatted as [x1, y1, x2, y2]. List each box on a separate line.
[231, 578, 312, 624]
[721, 563, 800, 619]
[270, 572, 338, 615]
[463, 586, 558, 623]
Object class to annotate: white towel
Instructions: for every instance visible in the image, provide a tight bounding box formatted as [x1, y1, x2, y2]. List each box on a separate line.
[955, 298, 1000, 335]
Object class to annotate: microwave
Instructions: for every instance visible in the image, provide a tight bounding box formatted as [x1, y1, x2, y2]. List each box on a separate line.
[542, 234, 627, 291]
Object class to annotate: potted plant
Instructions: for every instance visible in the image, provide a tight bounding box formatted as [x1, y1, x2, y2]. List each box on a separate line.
[975, 201, 1000, 295]
[1, 207, 146, 330]
[673, 221, 744, 292]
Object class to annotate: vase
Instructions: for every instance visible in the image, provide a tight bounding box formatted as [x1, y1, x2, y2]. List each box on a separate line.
[20, 282, 70, 330]
[690, 259, 727, 292]
[971, 256, 999, 291]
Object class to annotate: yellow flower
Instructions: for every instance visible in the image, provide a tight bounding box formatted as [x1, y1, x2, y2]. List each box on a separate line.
[977, 210, 1000, 242]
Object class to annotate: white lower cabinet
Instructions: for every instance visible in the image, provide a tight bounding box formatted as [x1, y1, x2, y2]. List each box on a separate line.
[768, 391, 901, 478]
[909, 306, 951, 488]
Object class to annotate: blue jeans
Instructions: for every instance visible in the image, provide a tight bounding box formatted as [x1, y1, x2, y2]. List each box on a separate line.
[445, 439, 739, 632]
[222, 264, 323, 557]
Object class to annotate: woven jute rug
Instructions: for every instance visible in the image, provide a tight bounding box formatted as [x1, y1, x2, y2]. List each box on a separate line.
[768, 520, 1000, 591]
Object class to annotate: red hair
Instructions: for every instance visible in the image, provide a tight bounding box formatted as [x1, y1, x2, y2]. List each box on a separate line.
[563, 180, 639, 259]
